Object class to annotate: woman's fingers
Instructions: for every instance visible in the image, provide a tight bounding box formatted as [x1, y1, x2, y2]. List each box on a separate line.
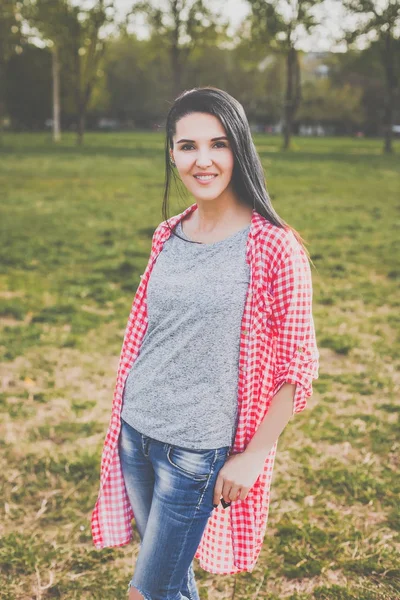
[212, 474, 224, 507]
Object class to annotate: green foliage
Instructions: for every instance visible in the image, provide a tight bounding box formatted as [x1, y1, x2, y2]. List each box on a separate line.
[318, 334, 355, 355]
[6, 44, 52, 129]
[297, 79, 365, 129]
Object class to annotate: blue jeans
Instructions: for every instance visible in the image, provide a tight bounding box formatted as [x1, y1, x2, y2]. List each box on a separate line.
[118, 417, 231, 600]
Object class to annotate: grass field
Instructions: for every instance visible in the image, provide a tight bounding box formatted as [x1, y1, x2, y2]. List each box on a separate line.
[0, 132, 399, 600]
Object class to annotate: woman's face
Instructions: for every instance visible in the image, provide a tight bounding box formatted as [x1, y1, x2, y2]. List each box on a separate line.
[171, 112, 235, 204]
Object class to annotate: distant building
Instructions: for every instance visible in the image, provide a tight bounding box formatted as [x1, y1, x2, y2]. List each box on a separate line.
[301, 51, 331, 82]
[299, 124, 336, 136]
[97, 118, 120, 130]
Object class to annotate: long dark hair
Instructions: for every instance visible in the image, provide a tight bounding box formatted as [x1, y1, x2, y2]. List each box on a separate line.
[162, 86, 312, 262]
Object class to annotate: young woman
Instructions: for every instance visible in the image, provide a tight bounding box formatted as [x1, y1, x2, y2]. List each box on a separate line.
[91, 87, 320, 600]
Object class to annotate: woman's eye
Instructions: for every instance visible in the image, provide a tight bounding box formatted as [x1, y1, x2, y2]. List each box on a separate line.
[181, 142, 227, 151]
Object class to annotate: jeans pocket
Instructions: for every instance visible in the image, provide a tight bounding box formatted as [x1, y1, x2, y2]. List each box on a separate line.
[119, 420, 143, 460]
[166, 445, 217, 481]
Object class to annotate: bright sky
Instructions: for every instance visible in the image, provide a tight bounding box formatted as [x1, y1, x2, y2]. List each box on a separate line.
[114, 0, 354, 53]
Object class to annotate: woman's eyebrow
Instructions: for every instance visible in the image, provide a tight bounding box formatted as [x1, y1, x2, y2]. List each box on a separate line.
[176, 136, 228, 143]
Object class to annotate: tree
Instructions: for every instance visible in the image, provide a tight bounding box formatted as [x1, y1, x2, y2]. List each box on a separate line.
[0, 1, 23, 136]
[68, 0, 116, 145]
[23, 0, 116, 144]
[99, 30, 284, 126]
[297, 77, 365, 133]
[326, 43, 392, 136]
[127, 0, 230, 98]
[6, 44, 52, 130]
[22, 0, 73, 141]
[340, 0, 400, 154]
[245, 0, 324, 150]
[102, 33, 170, 126]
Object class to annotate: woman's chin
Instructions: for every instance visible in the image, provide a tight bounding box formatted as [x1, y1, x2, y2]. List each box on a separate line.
[192, 186, 227, 201]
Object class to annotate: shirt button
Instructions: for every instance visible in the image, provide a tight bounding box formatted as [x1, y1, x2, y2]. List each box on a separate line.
[297, 346, 304, 353]
[243, 329, 249, 335]
[240, 366, 247, 372]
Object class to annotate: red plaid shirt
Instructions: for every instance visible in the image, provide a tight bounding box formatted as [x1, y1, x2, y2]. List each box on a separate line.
[91, 202, 319, 574]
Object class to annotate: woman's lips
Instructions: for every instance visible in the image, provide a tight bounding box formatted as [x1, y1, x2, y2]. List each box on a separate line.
[193, 175, 218, 185]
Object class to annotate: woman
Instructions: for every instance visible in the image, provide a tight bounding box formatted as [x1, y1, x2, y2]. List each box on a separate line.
[91, 87, 320, 600]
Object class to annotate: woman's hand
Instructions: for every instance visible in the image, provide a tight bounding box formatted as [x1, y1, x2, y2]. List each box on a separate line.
[212, 451, 266, 506]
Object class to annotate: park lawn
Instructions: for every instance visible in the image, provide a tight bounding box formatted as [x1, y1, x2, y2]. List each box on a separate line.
[0, 132, 399, 600]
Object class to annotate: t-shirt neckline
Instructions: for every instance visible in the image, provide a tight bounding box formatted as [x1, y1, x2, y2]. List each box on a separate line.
[176, 220, 250, 247]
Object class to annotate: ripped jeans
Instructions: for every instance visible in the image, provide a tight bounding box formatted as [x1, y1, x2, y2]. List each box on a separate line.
[118, 417, 230, 600]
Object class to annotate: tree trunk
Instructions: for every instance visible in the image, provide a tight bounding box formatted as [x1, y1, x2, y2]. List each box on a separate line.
[383, 89, 394, 154]
[52, 45, 61, 142]
[283, 46, 296, 150]
[77, 106, 85, 146]
[283, 46, 302, 150]
[382, 32, 395, 155]
[171, 37, 182, 97]
[170, 0, 182, 98]
[0, 60, 5, 145]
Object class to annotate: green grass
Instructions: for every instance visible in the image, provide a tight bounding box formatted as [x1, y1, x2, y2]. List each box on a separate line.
[0, 132, 399, 599]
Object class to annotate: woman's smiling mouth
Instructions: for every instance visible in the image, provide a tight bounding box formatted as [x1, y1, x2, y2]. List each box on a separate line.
[193, 174, 218, 184]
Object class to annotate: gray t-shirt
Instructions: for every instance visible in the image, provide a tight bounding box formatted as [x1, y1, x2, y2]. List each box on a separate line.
[120, 219, 251, 449]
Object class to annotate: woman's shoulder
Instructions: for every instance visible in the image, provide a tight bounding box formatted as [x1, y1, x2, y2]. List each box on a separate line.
[151, 218, 173, 244]
[153, 208, 188, 239]
[258, 218, 301, 264]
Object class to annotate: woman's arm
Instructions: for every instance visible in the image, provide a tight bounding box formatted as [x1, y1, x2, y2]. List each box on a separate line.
[243, 382, 295, 461]
[213, 236, 319, 506]
[212, 383, 295, 506]
[269, 238, 320, 415]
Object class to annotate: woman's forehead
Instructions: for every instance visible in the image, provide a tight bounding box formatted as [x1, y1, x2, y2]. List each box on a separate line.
[174, 112, 226, 139]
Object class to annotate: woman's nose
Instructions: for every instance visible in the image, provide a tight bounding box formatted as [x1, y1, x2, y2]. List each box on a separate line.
[195, 153, 213, 167]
